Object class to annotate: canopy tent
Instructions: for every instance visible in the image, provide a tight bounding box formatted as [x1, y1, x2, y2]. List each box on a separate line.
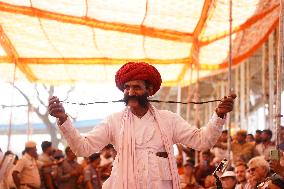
[0, 0, 280, 86]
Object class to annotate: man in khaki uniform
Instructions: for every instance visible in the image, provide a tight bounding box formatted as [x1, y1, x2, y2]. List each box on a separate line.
[12, 141, 41, 189]
[231, 130, 256, 163]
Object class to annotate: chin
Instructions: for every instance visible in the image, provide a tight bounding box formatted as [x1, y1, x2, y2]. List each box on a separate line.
[127, 101, 140, 108]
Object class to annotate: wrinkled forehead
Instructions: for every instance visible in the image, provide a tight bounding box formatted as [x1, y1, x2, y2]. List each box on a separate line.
[123, 80, 147, 87]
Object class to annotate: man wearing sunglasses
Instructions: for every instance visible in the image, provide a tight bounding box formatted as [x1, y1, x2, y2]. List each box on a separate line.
[247, 156, 270, 188]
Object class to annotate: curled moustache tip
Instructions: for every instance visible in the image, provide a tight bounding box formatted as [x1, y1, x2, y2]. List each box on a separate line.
[229, 94, 237, 99]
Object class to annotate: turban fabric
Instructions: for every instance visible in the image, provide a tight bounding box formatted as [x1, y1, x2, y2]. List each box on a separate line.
[115, 62, 162, 95]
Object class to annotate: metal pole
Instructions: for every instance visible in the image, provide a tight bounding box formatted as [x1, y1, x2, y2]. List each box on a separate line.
[177, 85, 181, 115]
[275, 0, 284, 149]
[227, 0, 233, 163]
[194, 64, 200, 166]
[268, 33, 275, 130]
[186, 64, 193, 122]
[7, 62, 17, 150]
[262, 41, 268, 129]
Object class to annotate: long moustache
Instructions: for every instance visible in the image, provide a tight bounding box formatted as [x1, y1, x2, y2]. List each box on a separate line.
[123, 94, 149, 107]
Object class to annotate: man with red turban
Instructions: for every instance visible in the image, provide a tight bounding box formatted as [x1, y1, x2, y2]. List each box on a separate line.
[48, 62, 236, 189]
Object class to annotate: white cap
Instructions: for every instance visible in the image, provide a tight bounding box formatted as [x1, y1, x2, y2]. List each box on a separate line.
[220, 171, 236, 178]
[25, 141, 37, 148]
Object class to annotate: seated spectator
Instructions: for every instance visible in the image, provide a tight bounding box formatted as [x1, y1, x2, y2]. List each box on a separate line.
[247, 156, 270, 188]
[257, 173, 284, 189]
[220, 171, 237, 189]
[204, 175, 216, 189]
[269, 151, 284, 178]
[234, 163, 248, 189]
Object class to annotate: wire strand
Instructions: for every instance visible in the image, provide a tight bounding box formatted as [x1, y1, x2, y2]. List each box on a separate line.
[59, 99, 221, 105]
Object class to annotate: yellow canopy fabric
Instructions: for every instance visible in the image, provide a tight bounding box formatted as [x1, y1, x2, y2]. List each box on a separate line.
[0, 0, 279, 86]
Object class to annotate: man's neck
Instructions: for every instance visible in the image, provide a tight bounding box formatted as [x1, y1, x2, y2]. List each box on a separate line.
[262, 140, 271, 146]
[44, 152, 49, 156]
[130, 106, 149, 118]
[26, 152, 35, 159]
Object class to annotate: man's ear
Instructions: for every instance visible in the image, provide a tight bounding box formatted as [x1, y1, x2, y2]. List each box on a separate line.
[148, 85, 154, 96]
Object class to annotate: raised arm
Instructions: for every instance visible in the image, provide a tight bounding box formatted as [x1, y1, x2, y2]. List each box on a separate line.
[48, 96, 112, 157]
[173, 94, 236, 151]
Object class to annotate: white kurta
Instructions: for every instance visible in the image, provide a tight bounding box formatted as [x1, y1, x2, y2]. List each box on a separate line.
[133, 111, 172, 189]
[58, 108, 225, 189]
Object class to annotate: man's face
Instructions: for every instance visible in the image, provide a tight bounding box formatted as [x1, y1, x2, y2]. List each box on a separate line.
[237, 134, 246, 143]
[255, 132, 262, 143]
[221, 132, 228, 142]
[66, 149, 76, 160]
[46, 146, 54, 156]
[28, 147, 38, 158]
[261, 132, 271, 142]
[235, 165, 247, 183]
[221, 177, 236, 189]
[248, 165, 267, 183]
[123, 80, 151, 108]
[246, 135, 254, 142]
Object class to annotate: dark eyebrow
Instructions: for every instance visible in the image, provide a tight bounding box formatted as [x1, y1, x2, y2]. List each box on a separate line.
[124, 84, 141, 88]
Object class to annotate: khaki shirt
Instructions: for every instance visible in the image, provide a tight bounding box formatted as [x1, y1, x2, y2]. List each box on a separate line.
[57, 159, 82, 189]
[38, 153, 53, 174]
[232, 141, 255, 163]
[14, 153, 41, 188]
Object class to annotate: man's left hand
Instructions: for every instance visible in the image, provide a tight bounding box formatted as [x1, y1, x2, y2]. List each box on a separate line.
[215, 94, 236, 118]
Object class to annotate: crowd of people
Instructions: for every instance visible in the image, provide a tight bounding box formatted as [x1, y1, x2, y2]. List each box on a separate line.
[0, 142, 115, 189]
[0, 128, 283, 189]
[0, 62, 283, 189]
[176, 128, 284, 189]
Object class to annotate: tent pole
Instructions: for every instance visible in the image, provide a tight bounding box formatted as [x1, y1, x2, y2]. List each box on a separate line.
[275, 0, 284, 149]
[262, 41, 268, 129]
[268, 32, 275, 130]
[234, 67, 240, 128]
[186, 64, 193, 122]
[227, 0, 233, 164]
[7, 62, 17, 150]
[246, 60, 250, 131]
[194, 64, 200, 166]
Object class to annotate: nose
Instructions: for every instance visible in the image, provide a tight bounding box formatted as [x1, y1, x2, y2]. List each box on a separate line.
[128, 87, 136, 96]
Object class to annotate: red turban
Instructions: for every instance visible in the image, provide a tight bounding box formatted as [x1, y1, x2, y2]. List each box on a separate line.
[115, 62, 162, 95]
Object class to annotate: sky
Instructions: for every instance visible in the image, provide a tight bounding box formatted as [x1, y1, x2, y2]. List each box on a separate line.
[0, 79, 126, 125]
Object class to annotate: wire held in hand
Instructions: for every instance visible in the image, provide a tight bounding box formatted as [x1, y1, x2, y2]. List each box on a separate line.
[59, 99, 222, 105]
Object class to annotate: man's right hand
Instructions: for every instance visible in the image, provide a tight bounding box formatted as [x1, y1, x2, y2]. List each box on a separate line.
[48, 96, 68, 125]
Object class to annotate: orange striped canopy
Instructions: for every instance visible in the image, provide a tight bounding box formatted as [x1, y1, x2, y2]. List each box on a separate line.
[0, 0, 279, 86]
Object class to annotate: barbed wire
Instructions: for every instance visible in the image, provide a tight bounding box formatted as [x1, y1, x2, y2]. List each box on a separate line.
[59, 99, 221, 105]
[0, 98, 221, 108]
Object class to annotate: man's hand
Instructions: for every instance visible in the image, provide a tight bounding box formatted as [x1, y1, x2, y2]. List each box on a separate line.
[48, 96, 68, 125]
[270, 159, 284, 177]
[215, 94, 237, 118]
